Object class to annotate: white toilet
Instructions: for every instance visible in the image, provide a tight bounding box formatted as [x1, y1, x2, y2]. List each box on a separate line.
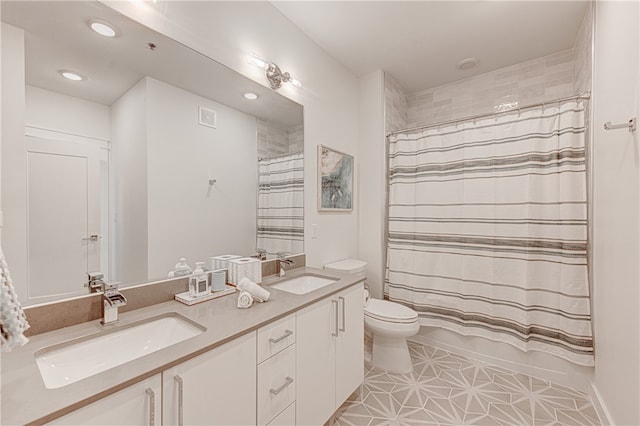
[324, 259, 419, 374]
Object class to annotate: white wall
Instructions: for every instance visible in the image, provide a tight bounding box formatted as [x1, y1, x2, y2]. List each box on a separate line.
[146, 77, 257, 278]
[111, 78, 148, 284]
[592, 2, 640, 424]
[25, 85, 110, 141]
[102, 1, 360, 269]
[357, 71, 385, 298]
[1, 23, 27, 302]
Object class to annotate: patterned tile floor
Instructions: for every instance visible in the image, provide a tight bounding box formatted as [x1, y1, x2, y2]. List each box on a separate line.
[332, 341, 601, 426]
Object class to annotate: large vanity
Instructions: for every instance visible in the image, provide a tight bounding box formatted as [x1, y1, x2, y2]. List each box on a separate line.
[2, 267, 365, 425]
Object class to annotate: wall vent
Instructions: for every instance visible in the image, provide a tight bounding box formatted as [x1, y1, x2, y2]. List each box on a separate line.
[199, 106, 217, 129]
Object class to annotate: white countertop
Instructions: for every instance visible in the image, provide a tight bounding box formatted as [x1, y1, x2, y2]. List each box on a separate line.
[1, 267, 364, 425]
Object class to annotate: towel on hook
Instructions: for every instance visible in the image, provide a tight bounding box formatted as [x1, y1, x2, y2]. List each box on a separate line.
[237, 277, 270, 302]
[0, 247, 30, 351]
[236, 291, 254, 309]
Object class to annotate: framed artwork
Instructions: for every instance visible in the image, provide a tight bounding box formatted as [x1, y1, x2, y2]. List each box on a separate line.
[318, 145, 353, 211]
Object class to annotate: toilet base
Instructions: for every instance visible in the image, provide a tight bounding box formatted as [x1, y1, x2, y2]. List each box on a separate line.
[371, 334, 414, 374]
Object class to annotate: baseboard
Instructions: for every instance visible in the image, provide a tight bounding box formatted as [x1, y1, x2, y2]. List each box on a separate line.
[589, 382, 614, 426]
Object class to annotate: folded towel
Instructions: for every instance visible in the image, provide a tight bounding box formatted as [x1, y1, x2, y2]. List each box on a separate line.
[1, 247, 30, 352]
[236, 291, 254, 309]
[237, 277, 270, 303]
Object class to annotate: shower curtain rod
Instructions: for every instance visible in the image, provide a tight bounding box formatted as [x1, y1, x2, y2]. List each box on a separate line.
[386, 92, 591, 137]
[258, 150, 304, 161]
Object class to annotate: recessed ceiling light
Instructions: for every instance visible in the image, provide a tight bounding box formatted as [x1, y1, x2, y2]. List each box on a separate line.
[88, 19, 118, 38]
[243, 92, 259, 100]
[457, 57, 479, 71]
[59, 70, 85, 81]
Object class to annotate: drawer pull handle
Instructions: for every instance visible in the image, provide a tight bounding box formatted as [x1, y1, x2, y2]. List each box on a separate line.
[145, 388, 155, 426]
[269, 329, 293, 344]
[270, 376, 294, 395]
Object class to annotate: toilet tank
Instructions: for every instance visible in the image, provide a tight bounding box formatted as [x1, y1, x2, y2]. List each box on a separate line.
[324, 259, 367, 275]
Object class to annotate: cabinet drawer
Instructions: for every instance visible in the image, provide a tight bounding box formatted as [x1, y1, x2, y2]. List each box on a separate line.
[257, 344, 296, 425]
[257, 313, 296, 364]
[266, 402, 295, 426]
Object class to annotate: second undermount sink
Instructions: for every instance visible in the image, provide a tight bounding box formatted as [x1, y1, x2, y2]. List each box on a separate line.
[35, 313, 205, 389]
[270, 274, 337, 295]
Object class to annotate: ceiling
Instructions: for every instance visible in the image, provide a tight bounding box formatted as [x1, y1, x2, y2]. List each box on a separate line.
[272, 1, 589, 93]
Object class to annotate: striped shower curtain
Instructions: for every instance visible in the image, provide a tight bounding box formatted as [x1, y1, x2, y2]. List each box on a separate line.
[257, 152, 304, 257]
[386, 99, 594, 366]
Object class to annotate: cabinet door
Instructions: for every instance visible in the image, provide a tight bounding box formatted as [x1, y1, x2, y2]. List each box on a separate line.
[163, 332, 257, 426]
[48, 375, 161, 425]
[335, 282, 365, 407]
[296, 297, 336, 426]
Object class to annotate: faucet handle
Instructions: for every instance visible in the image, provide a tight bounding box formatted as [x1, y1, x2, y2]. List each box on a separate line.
[86, 272, 106, 291]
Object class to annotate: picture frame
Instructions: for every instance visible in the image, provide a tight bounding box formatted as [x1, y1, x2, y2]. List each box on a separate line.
[318, 145, 353, 212]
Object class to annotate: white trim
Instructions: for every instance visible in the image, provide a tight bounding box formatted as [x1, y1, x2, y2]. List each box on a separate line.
[589, 382, 614, 426]
[25, 126, 111, 150]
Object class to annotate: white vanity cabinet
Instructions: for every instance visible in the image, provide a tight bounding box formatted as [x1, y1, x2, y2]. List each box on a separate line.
[296, 282, 364, 425]
[48, 375, 161, 425]
[162, 332, 257, 426]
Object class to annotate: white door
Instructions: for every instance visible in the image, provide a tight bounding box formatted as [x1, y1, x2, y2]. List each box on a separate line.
[26, 136, 101, 304]
[335, 283, 365, 407]
[296, 297, 337, 425]
[163, 332, 257, 425]
[49, 374, 161, 425]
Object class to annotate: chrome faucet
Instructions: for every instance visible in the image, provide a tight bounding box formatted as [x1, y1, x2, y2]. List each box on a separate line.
[278, 258, 295, 277]
[101, 283, 127, 326]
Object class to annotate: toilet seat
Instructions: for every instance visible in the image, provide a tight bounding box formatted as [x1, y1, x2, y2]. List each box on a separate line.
[365, 299, 418, 324]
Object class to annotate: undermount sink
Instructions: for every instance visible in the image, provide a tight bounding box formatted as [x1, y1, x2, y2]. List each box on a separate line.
[270, 274, 337, 295]
[35, 313, 205, 389]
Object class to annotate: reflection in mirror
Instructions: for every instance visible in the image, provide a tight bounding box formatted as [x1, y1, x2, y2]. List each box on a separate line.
[1, 1, 303, 306]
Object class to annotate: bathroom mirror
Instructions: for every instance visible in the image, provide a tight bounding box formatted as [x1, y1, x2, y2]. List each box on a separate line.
[1, 1, 304, 306]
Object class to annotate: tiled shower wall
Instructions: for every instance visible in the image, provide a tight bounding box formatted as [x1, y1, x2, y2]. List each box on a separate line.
[384, 73, 408, 133]
[573, 3, 593, 95]
[384, 7, 593, 131]
[405, 49, 575, 129]
[257, 120, 304, 159]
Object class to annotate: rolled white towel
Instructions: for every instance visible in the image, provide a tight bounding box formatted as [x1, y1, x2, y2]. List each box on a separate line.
[237, 277, 270, 303]
[236, 291, 254, 309]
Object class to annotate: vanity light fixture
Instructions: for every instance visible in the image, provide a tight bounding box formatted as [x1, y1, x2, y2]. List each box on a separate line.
[248, 53, 301, 90]
[59, 70, 85, 81]
[88, 19, 118, 37]
[243, 92, 259, 100]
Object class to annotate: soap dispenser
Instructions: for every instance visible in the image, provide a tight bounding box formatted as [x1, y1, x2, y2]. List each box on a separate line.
[189, 262, 209, 298]
[174, 257, 193, 277]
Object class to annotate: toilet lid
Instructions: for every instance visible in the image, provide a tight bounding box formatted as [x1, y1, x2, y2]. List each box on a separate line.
[365, 299, 418, 324]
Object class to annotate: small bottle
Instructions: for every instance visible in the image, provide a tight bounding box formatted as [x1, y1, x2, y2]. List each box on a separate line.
[189, 262, 209, 298]
[174, 258, 192, 277]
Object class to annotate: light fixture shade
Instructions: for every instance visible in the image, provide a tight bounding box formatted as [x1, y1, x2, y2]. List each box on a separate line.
[248, 54, 267, 69]
[250, 53, 301, 91]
